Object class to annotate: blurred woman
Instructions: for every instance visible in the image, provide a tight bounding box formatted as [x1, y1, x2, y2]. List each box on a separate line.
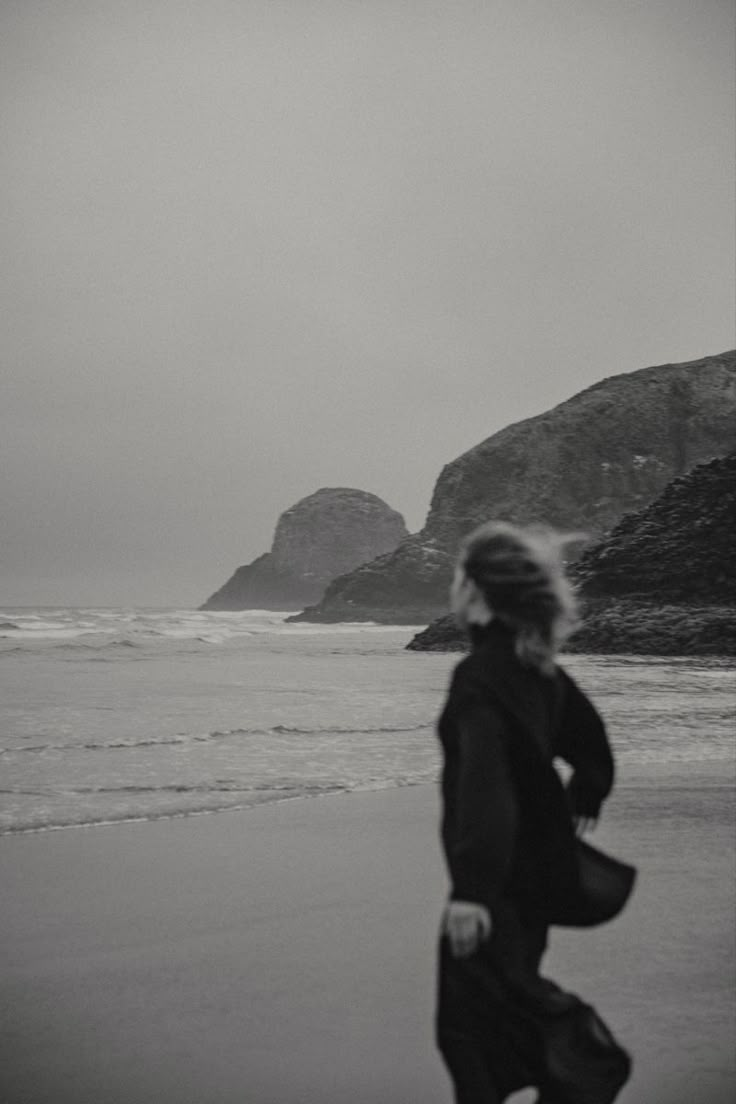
[435, 521, 632, 1104]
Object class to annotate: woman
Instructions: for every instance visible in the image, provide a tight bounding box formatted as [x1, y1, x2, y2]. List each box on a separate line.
[435, 521, 631, 1104]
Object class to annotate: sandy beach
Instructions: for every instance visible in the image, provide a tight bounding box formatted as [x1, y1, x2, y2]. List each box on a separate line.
[1, 774, 734, 1104]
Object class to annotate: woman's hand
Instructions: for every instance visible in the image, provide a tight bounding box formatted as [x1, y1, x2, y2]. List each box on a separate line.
[574, 815, 597, 837]
[442, 900, 492, 958]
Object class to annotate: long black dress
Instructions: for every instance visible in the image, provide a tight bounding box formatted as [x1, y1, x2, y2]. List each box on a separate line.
[436, 621, 618, 1104]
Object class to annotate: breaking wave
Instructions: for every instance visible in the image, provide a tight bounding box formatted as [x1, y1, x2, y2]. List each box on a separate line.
[0, 721, 433, 756]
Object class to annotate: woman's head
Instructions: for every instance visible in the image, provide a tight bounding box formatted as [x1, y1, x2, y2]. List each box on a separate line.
[451, 520, 581, 674]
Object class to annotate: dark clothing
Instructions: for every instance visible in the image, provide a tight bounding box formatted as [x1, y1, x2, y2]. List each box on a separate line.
[436, 621, 617, 1103]
[438, 622, 614, 914]
[438, 899, 551, 1103]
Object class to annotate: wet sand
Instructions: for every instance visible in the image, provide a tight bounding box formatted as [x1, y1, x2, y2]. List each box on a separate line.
[1, 773, 734, 1104]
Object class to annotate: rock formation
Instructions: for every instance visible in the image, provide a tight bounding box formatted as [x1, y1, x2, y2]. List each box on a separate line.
[571, 453, 736, 604]
[200, 488, 408, 611]
[407, 453, 736, 655]
[293, 350, 736, 624]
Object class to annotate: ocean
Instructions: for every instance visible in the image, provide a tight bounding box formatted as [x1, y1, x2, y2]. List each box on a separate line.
[1, 607, 734, 834]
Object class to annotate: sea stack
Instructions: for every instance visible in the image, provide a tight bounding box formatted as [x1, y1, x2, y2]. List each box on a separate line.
[293, 350, 736, 624]
[201, 488, 408, 611]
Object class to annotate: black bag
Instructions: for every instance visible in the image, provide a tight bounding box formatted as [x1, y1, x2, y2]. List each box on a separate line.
[548, 839, 637, 928]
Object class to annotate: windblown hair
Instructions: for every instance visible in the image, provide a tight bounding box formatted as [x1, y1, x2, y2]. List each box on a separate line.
[459, 520, 582, 675]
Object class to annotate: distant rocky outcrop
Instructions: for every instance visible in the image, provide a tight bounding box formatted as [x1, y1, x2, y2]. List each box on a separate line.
[200, 488, 408, 611]
[292, 351, 736, 624]
[407, 453, 736, 655]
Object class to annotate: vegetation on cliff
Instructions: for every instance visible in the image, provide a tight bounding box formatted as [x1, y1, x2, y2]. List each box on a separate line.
[571, 453, 736, 604]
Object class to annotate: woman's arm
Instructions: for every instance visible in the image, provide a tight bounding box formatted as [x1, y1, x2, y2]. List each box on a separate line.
[449, 701, 519, 911]
[556, 672, 615, 821]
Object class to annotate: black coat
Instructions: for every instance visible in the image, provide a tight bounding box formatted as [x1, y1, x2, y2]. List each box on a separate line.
[436, 623, 632, 1102]
[437, 620, 614, 916]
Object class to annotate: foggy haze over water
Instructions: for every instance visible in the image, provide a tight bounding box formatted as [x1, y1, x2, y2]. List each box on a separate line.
[2, 0, 734, 606]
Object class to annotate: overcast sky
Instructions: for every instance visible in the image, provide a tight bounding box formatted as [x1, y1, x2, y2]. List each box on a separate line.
[2, 0, 734, 606]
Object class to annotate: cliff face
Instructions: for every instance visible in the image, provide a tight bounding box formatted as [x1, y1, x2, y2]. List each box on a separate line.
[296, 350, 736, 623]
[407, 453, 736, 655]
[201, 488, 408, 611]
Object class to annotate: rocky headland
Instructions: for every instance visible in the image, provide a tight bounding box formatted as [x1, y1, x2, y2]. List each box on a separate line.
[201, 488, 408, 611]
[407, 453, 736, 655]
[292, 350, 736, 624]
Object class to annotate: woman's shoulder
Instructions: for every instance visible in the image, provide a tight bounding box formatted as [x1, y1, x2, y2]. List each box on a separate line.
[445, 653, 494, 707]
[448, 649, 534, 712]
[449, 650, 489, 687]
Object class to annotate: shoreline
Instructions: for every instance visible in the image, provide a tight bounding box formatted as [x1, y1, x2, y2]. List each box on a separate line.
[2, 757, 733, 838]
[0, 778, 434, 839]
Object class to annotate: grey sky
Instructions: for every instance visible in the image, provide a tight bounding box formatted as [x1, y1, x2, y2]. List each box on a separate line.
[2, 0, 734, 606]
